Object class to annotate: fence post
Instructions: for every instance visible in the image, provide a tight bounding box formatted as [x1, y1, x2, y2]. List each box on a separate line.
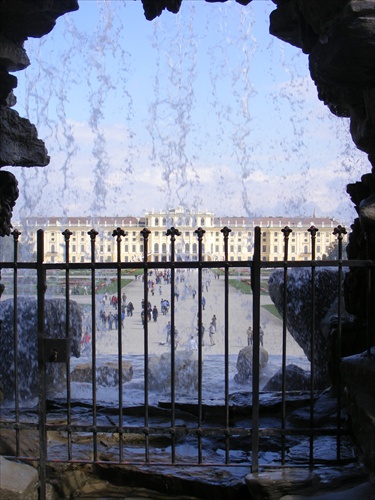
[221, 225, 231, 463]
[140, 227, 151, 462]
[11, 229, 21, 455]
[167, 226, 181, 463]
[112, 227, 126, 461]
[281, 226, 292, 464]
[308, 225, 319, 464]
[333, 224, 347, 459]
[62, 228, 73, 460]
[37, 229, 47, 500]
[251, 226, 261, 473]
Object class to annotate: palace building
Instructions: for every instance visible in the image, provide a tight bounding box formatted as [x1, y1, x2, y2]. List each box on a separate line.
[15, 207, 346, 263]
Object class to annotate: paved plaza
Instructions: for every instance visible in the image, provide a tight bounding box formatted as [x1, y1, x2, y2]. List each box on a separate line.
[74, 270, 305, 358]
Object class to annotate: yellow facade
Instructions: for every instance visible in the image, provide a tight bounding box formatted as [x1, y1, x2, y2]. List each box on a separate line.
[15, 209, 346, 263]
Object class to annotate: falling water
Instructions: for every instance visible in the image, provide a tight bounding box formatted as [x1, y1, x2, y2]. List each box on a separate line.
[8, 0, 366, 223]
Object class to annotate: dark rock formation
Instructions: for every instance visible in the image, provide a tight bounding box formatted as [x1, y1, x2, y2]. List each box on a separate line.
[0, 297, 82, 401]
[262, 363, 310, 392]
[341, 347, 375, 471]
[269, 0, 375, 289]
[0, 0, 79, 230]
[141, 0, 183, 21]
[71, 361, 133, 386]
[140, 0, 252, 21]
[268, 267, 341, 388]
[0, 107, 50, 168]
[0, 170, 19, 236]
[270, 1, 375, 154]
[234, 345, 269, 384]
[0, 0, 78, 161]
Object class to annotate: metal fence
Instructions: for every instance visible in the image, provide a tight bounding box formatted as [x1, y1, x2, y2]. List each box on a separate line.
[0, 224, 372, 498]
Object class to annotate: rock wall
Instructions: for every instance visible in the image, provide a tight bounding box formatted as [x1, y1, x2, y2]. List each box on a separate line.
[0, 0, 78, 236]
[269, 0, 375, 279]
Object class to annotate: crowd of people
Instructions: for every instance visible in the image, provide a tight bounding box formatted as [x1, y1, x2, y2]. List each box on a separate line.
[81, 269, 263, 354]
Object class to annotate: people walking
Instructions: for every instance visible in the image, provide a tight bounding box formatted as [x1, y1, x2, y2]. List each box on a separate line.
[209, 321, 216, 346]
[152, 305, 158, 322]
[247, 326, 253, 346]
[127, 301, 134, 317]
[165, 321, 172, 344]
[188, 335, 198, 351]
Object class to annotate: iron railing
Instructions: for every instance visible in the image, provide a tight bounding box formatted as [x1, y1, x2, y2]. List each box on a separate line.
[0, 224, 372, 499]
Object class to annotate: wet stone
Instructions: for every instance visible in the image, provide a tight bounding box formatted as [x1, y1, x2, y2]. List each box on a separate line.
[0, 456, 38, 500]
[71, 360, 133, 386]
[234, 345, 269, 384]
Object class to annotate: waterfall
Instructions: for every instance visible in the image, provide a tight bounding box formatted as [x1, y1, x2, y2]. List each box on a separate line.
[7, 0, 366, 224]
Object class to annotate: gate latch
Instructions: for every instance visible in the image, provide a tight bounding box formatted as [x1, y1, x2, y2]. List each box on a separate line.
[43, 338, 69, 363]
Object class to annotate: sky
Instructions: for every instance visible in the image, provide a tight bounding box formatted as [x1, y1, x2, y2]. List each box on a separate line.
[8, 0, 369, 225]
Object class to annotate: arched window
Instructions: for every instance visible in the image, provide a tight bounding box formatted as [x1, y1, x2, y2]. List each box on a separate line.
[154, 243, 159, 253]
[51, 244, 55, 253]
[155, 218, 159, 226]
[200, 218, 205, 226]
[192, 243, 197, 253]
[162, 243, 167, 253]
[162, 218, 167, 226]
[185, 243, 190, 253]
[304, 245, 308, 254]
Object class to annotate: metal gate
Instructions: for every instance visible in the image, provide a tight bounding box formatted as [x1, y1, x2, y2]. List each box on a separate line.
[0, 224, 371, 498]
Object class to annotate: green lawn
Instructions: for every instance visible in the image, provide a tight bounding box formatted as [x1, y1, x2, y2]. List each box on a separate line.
[261, 303, 281, 319]
[95, 278, 133, 295]
[228, 278, 252, 294]
[228, 278, 269, 295]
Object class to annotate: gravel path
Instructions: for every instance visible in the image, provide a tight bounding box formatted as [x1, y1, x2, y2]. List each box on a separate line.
[74, 270, 305, 358]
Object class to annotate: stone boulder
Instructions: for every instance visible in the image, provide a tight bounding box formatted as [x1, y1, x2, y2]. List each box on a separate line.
[71, 361, 133, 386]
[341, 347, 375, 472]
[148, 350, 198, 393]
[0, 456, 38, 500]
[0, 107, 50, 168]
[268, 267, 341, 388]
[262, 364, 311, 392]
[234, 345, 269, 384]
[0, 297, 82, 401]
